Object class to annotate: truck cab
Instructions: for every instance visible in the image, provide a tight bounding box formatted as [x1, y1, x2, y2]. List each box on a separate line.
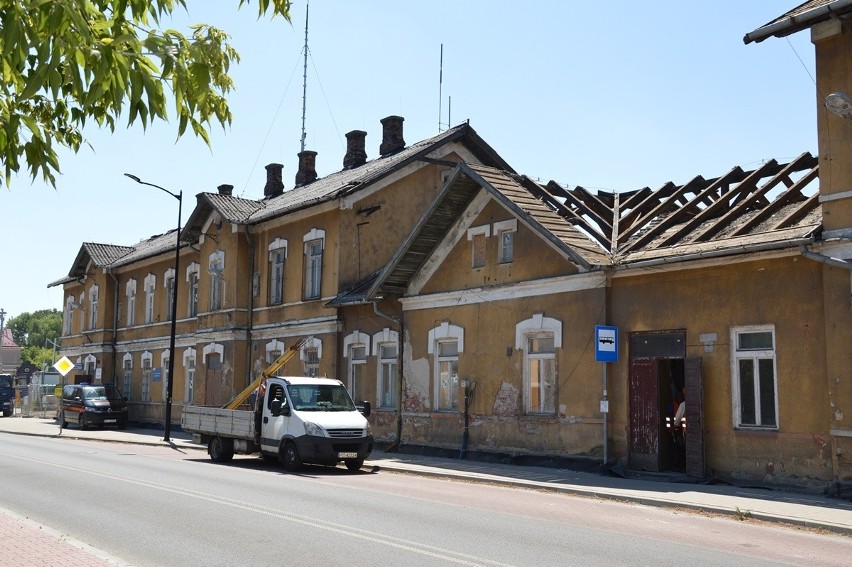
[261, 376, 373, 472]
[0, 374, 13, 417]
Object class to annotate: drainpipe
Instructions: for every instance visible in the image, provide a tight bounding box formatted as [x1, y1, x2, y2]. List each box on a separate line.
[108, 270, 119, 383]
[373, 301, 404, 452]
[799, 245, 852, 271]
[244, 226, 256, 390]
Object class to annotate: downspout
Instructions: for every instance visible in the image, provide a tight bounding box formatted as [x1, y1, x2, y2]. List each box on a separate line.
[108, 269, 119, 383]
[799, 245, 852, 271]
[244, 226, 256, 391]
[373, 300, 404, 452]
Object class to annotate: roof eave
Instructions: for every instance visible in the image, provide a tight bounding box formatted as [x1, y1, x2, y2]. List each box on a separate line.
[744, 0, 852, 44]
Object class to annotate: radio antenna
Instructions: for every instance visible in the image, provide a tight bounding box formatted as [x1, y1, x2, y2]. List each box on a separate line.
[300, 1, 310, 152]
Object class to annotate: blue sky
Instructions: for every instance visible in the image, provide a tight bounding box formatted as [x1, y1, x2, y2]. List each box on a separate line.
[1, 1, 817, 323]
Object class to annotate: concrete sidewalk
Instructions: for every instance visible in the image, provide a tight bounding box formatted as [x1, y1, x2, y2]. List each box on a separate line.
[2, 414, 851, 550]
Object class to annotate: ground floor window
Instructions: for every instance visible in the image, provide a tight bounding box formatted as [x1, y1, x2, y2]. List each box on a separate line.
[377, 343, 397, 408]
[731, 326, 777, 429]
[141, 353, 152, 402]
[348, 345, 367, 403]
[436, 340, 459, 411]
[525, 334, 556, 415]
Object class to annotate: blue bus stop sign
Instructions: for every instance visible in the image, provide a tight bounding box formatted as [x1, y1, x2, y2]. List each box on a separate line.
[595, 325, 619, 363]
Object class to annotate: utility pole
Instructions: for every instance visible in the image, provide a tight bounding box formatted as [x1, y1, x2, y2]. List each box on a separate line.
[0, 308, 7, 374]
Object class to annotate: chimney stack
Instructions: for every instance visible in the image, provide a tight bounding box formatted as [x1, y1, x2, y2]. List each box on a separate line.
[217, 184, 233, 196]
[379, 115, 405, 156]
[295, 150, 318, 187]
[343, 130, 368, 169]
[264, 163, 284, 198]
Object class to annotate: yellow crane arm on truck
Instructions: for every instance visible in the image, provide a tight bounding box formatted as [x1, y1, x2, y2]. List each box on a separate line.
[222, 336, 309, 410]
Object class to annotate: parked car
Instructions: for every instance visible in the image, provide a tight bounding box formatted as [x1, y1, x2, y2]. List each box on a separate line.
[0, 374, 13, 417]
[59, 384, 128, 430]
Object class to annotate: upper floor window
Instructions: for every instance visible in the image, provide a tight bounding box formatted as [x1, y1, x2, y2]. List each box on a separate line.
[126, 279, 137, 326]
[186, 262, 200, 317]
[268, 238, 288, 305]
[88, 285, 99, 330]
[429, 322, 464, 412]
[494, 219, 517, 264]
[303, 229, 325, 300]
[467, 225, 491, 269]
[64, 297, 74, 335]
[144, 273, 156, 324]
[731, 326, 778, 429]
[164, 268, 176, 321]
[208, 250, 225, 311]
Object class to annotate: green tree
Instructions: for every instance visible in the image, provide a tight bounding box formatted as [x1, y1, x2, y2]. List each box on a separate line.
[7, 309, 62, 368]
[0, 0, 291, 188]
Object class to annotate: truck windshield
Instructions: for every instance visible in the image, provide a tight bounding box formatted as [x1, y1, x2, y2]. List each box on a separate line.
[287, 384, 356, 412]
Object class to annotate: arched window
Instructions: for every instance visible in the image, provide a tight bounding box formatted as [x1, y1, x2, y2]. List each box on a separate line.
[515, 314, 562, 415]
[429, 322, 464, 411]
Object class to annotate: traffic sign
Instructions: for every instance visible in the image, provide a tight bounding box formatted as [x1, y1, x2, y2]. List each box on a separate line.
[54, 356, 75, 376]
[595, 325, 619, 363]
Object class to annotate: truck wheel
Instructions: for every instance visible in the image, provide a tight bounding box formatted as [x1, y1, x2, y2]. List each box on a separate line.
[345, 458, 364, 472]
[280, 442, 302, 472]
[208, 437, 234, 463]
[59, 411, 68, 428]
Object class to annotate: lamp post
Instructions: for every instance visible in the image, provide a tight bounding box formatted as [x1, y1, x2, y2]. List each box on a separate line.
[124, 173, 182, 442]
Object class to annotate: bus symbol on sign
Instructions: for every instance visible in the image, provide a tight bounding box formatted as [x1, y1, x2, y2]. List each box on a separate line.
[595, 326, 618, 363]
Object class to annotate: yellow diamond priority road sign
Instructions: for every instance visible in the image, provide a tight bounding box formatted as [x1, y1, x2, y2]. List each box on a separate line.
[54, 356, 75, 376]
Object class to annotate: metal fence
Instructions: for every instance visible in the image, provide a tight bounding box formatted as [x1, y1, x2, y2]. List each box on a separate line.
[14, 384, 58, 418]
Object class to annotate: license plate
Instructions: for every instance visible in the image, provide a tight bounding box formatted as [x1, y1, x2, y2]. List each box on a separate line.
[338, 452, 358, 459]
[104, 419, 116, 423]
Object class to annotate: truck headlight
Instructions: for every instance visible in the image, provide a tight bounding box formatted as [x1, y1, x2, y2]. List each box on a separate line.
[303, 421, 326, 437]
[364, 423, 372, 436]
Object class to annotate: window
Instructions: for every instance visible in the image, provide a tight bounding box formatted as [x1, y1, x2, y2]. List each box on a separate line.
[516, 314, 562, 416]
[377, 343, 398, 408]
[349, 345, 367, 403]
[88, 285, 99, 330]
[164, 268, 176, 321]
[161, 353, 170, 402]
[494, 219, 517, 264]
[209, 251, 224, 311]
[122, 354, 132, 401]
[526, 335, 556, 414]
[186, 263, 199, 317]
[467, 225, 490, 269]
[64, 297, 74, 335]
[301, 337, 322, 378]
[183, 348, 196, 404]
[429, 322, 464, 412]
[731, 326, 777, 429]
[126, 279, 137, 326]
[303, 230, 325, 300]
[268, 238, 287, 305]
[144, 274, 156, 324]
[84, 354, 97, 378]
[141, 352, 152, 402]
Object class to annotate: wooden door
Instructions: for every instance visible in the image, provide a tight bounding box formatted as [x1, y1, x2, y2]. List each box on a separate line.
[684, 357, 705, 478]
[628, 358, 661, 471]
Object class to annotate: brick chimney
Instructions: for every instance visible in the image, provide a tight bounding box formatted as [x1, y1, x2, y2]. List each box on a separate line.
[343, 130, 367, 169]
[379, 115, 405, 156]
[217, 184, 233, 196]
[264, 163, 284, 198]
[295, 150, 318, 187]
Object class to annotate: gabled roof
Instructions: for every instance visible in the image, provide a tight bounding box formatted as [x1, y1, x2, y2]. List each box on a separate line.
[342, 153, 821, 304]
[182, 122, 512, 241]
[744, 0, 852, 44]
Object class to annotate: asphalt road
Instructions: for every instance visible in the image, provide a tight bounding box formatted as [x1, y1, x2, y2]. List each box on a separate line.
[1, 434, 849, 566]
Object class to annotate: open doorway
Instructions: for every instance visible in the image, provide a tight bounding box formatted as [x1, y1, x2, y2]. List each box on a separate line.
[628, 330, 704, 476]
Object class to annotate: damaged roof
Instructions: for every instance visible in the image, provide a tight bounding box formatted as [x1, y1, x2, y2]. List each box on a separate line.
[358, 152, 821, 303]
[743, 0, 852, 43]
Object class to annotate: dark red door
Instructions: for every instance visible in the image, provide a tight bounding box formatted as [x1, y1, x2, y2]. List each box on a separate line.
[628, 358, 661, 471]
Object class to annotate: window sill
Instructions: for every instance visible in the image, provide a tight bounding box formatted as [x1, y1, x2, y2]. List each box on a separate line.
[733, 427, 779, 436]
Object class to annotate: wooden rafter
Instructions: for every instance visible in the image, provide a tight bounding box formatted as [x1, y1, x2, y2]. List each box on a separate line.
[546, 182, 613, 240]
[729, 165, 819, 236]
[617, 182, 677, 242]
[772, 193, 820, 229]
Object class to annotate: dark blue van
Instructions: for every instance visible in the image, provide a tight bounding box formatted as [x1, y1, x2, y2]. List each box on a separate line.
[0, 374, 13, 417]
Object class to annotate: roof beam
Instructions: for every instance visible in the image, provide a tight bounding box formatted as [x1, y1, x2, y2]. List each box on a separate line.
[729, 165, 819, 236]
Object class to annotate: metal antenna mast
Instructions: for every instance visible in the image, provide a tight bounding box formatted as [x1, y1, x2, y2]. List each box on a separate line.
[300, 1, 310, 152]
[438, 44, 443, 133]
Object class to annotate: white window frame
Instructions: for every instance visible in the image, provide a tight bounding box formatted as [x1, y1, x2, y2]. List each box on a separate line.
[730, 325, 779, 430]
[303, 229, 325, 300]
[64, 296, 74, 335]
[164, 268, 176, 321]
[494, 219, 517, 264]
[88, 285, 99, 330]
[429, 322, 464, 412]
[208, 250, 225, 311]
[516, 314, 562, 416]
[84, 354, 97, 379]
[373, 328, 399, 409]
[268, 238, 288, 305]
[126, 279, 137, 326]
[122, 353, 133, 401]
[143, 273, 156, 324]
[344, 331, 370, 403]
[265, 339, 285, 364]
[300, 337, 322, 377]
[183, 348, 196, 405]
[467, 224, 491, 269]
[160, 351, 170, 402]
[141, 351, 153, 402]
[186, 262, 200, 317]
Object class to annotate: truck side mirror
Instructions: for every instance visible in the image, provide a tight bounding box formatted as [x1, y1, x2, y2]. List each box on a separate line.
[359, 401, 371, 417]
[270, 398, 290, 417]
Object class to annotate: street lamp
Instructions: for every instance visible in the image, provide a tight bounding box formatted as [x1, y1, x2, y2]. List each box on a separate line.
[124, 173, 182, 443]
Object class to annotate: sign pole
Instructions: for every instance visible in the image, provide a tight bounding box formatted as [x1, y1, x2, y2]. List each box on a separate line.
[603, 363, 608, 465]
[595, 325, 618, 469]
